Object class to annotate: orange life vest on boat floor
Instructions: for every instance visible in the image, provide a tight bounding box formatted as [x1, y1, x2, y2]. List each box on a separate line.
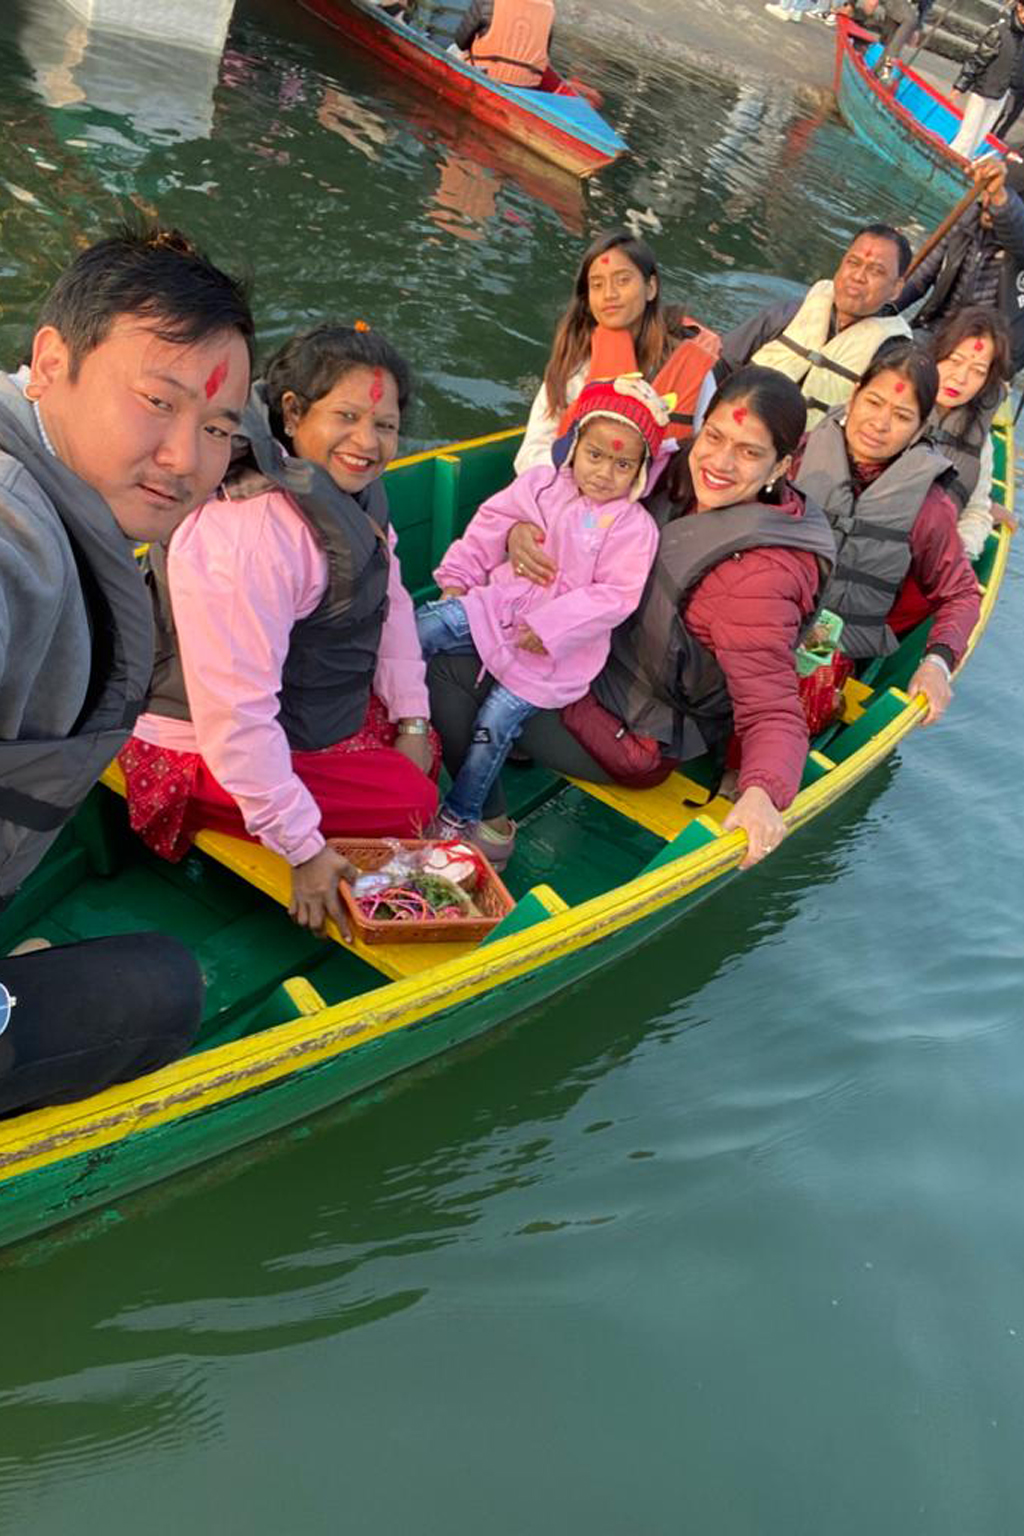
[653, 320, 721, 438]
[469, 0, 554, 89]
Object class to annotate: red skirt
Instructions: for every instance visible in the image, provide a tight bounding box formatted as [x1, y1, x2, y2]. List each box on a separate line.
[120, 695, 440, 862]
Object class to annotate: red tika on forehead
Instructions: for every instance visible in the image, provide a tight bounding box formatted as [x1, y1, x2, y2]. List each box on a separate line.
[974, 337, 985, 352]
[732, 406, 748, 424]
[204, 359, 228, 400]
[611, 437, 624, 450]
[600, 254, 610, 265]
[894, 380, 906, 393]
[370, 367, 384, 403]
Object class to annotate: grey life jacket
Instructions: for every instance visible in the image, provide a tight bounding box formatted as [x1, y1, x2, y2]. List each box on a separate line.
[926, 383, 1002, 510]
[593, 484, 836, 761]
[795, 409, 953, 659]
[0, 403, 154, 900]
[147, 384, 392, 753]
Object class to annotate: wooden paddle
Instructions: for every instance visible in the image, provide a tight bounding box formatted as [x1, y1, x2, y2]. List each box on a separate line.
[903, 179, 983, 278]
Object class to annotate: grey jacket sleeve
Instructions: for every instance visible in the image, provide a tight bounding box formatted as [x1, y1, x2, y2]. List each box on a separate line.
[716, 296, 804, 377]
[454, 0, 493, 50]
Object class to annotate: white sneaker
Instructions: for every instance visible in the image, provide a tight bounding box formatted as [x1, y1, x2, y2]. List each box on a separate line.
[765, 4, 801, 19]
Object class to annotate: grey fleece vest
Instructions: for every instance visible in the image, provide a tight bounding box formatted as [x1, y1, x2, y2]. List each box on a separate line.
[147, 385, 392, 753]
[795, 410, 952, 659]
[927, 385, 1002, 510]
[0, 403, 154, 899]
[593, 486, 835, 761]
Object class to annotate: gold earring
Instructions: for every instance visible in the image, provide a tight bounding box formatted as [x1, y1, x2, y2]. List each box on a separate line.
[23, 382, 42, 402]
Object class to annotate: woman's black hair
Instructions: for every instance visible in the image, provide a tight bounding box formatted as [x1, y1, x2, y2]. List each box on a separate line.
[665, 365, 806, 507]
[263, 323, 412, 440]
[854, 335, 939, 420]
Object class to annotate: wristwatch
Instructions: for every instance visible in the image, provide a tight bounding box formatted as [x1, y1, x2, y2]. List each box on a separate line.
[396, 717, 430, 736]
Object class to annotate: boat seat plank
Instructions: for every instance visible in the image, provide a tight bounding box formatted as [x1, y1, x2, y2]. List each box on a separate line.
[99, 763, 485, 982]
[566, 768, 713, 841]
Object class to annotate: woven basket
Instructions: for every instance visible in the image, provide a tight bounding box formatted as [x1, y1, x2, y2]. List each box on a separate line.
[333, 837, 514, 945]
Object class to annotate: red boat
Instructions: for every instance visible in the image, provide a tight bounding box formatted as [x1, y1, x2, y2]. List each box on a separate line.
[299, 0, 628, 178]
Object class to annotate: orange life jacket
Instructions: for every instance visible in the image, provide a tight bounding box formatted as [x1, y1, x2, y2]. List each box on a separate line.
[469, 0, 554, 89]
[557, 319, 722, 441]
[653, 320, 722, 438]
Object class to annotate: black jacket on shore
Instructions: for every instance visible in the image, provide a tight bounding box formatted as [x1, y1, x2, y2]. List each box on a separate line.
[896, 188, 1024, 374]
[954, 10, 1024, 100]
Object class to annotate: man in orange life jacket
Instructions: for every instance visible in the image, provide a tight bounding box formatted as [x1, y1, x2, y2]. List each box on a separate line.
[451, 0, 555, 89]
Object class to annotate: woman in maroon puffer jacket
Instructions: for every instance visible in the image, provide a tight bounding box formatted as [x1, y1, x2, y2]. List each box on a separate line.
[428, 368, 836, 869]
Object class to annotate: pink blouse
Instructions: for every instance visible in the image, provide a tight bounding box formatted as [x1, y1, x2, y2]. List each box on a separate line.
[133, 487, 429, 866]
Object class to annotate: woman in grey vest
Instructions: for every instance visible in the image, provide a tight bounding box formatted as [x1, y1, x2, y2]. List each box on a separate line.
[120, 325, 439, 937]
[430, 368, 836, 869]
[927, 306, 1015, 560]
[792, 338, 981, 729]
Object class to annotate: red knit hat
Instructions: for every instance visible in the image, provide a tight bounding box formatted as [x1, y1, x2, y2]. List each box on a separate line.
[573, 374, 671, 462]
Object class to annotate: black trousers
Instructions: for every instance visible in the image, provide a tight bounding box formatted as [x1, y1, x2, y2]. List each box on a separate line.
[426, 652, 612, 818]
[0, 933, 203, 1116]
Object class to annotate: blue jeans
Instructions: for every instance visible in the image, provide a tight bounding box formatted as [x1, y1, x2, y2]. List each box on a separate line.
[416, 597, 536, 822]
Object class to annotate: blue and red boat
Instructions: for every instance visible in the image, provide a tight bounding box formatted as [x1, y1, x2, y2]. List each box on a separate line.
[834, 17, 1006, 198]
[299, 0, 628, 178]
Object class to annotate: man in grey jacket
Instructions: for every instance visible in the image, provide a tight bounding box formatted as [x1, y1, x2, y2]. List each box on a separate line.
[0, 226, 253, 1115]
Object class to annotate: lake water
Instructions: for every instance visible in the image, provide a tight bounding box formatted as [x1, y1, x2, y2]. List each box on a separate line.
[0, 2, 1022, 1532]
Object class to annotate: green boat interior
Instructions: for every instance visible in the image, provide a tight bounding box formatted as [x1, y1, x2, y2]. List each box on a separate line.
[0, 423, 1007, 1064]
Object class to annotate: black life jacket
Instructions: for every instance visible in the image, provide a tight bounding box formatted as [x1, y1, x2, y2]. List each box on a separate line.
[147, 384, 392, 753]
[0, 402, 154, 899]
[593, 482, 835, 760]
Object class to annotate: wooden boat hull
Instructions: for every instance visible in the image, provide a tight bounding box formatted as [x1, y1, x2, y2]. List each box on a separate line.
[833, 18, 1005, 198]
[0, 416, 1012, 1253]
[299, 0, 627, 178]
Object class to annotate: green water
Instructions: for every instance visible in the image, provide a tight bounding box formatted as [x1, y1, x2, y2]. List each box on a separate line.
[1, 2, 1022, 1531]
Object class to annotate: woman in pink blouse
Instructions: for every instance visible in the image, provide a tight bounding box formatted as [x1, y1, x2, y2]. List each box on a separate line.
[120, 324, 438, 933]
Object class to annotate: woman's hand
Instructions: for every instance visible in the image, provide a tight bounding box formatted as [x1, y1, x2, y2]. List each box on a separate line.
[907, 656, 952, 725]
[394, 726, 434, 774]
[290, 844, 357, 937]
[508, 523, 557, 586]
[991, 500, 1018, 533]
[723, 785, 786, 869]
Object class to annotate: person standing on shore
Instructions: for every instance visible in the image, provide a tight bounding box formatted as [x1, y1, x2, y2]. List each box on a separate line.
[950, 0, 1024, 159]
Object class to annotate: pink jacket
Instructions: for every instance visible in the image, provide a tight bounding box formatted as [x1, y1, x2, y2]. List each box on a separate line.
[434, 459, 662, 709]
[133, 487, 429, 866]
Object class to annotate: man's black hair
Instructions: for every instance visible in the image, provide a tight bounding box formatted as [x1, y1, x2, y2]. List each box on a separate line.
[850, 222, 914, 277]
[37, 224, 255, 377]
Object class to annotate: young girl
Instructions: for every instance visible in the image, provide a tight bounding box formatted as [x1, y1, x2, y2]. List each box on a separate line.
[417, 375, 671, 863]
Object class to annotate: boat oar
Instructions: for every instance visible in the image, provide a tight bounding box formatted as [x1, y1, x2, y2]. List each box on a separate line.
[900, 0, 959, 77]
[903, 180, 982, 278]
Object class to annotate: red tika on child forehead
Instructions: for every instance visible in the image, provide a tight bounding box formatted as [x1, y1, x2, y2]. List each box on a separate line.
[370, 367, 384, 403]
[732, 406, 748, 424]
[600, 254, 610, 265]
[611, 437, 624, 450]
[974, 337, 985, 352]
[894, 379, 906, 393]
[204, 359, 228, 400]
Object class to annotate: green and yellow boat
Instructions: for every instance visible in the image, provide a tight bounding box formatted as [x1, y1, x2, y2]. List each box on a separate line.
[0, 414, 1013, 1252]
